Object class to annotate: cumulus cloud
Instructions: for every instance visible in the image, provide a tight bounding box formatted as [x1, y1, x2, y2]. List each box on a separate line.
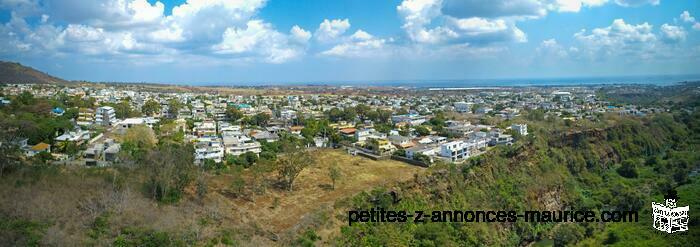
[213, 20, 305, 63]
[290, 25, 312, 44]
[679, 11, 700, 31]
[573, 19, 659, 59]
[397, 0, 528, 46]
[680, 11, 695, 23]
[659, 24, 686, 43]
[551, 0, 610, 13]
[321, 29, 389, 58]
[613, 0, 660, 7]
[42, 0, 166, 29]
[314, 19, 351, 42]
[536, 38, 569, 58]
[0, 0, 310, 63]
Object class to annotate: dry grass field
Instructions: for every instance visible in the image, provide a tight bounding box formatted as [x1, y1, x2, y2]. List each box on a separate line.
[0, 149, 423, 245]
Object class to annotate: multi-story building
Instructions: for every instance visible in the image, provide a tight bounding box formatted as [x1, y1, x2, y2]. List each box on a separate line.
[95, 106, 117, 126]
[454, 101, 473, 113]
[439, 140, 473, 163]
[194, 120, 217, 137]
[77, 108, 94, 126]
[194, 137, 224, 164]
[511, 124, 528, 136]
[223, 136, 262, 156]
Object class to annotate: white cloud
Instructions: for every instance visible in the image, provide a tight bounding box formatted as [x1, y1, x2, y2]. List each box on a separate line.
[43, 0, 166, 29]
[613, 0, 660, 7]
[0, 0, 312, 64]
[551, 0, 609, 13]
[290, 25, 311, 44]
[680, 11, 695, 23]
[659, 24, 686, 43]
[62, 24, 105, 42]
[321, 30, 389, 58]
[397, 0, 528, 45]
[574, 19, 658, 59]
[536, 38, 568, 57]
[350, 29, 373, 41]
[213, 20, 305, 63]
[314, 18, 351, 42]
[694, 23, 700, 31]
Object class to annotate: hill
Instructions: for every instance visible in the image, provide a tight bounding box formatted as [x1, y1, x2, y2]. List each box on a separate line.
[0, 61, 69, 84]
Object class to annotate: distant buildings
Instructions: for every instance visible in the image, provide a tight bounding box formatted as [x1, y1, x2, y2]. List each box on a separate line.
[391, 114, 427, 126]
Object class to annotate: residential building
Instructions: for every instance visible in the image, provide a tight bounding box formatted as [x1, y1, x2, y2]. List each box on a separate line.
[440, 140, 472, 163]
[511, 124, 528, 136]
[77, 108, 94, 126]
[95, 106, 117, 126]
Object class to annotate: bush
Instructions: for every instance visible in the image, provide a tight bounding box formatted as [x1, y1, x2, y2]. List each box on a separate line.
[113, 227, 181, 247]
[294, 229, 320, 247]
[616, 160, 638, 178]
[0, 216, 48, 246]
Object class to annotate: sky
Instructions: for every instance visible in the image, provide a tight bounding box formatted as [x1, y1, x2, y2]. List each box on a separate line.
[0, 0, 699, 84]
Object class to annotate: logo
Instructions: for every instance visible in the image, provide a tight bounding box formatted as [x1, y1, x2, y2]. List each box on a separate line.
[651, 189, 689, 234]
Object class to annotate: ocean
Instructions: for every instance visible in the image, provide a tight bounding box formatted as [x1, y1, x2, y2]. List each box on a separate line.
[185, 74, 700, 88]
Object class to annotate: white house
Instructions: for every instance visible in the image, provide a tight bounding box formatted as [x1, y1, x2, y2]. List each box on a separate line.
[391, 114, 427, 126]
[439, 140, 473, 163]
[454, 101, 473, 113]
[511, 124, 528, 136]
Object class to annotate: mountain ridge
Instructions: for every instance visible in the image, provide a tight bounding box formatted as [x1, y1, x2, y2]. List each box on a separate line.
[0, 61, 69, 84]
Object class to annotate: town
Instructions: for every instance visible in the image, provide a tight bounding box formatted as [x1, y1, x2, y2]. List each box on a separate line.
[1, 83, 662, 168]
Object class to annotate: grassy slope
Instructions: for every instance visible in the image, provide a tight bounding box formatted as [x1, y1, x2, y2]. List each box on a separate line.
[0, 149, 423, 246]
[335, 113, 700, 246]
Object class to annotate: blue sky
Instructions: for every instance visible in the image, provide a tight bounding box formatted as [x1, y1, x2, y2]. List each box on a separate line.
[0, 0, 699, 84]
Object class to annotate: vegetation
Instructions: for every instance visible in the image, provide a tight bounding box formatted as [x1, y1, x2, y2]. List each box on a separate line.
[277, 148, 315, 191]
[336, 109, 700, 246]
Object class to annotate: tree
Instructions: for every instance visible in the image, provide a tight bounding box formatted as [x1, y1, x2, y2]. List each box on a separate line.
[329, 163, 341, 190]
[355, 104, 371, 120]
[122, 125, 157, 162]
[616, 160, 638, 178]
[552, 224, 585, 247]
[413, 153, 431, 165]
[377, 109, 392, 124]
[399, 125, 411, 136]
[328, 108, 344, 122]
[110, 100, 137, 119]
[414, 125, 430, 136]
[225, 106, 244, 123]
[167, 99, 183, 118]
[0, 139, 21, 177]
[277, 149, 314, 191]
[196, 174, 208, 200]
[342, 107, 357, 122]
[365, 110, 380, 122]
[251, 159, 273, 195]
[143, 143, 195, 203]
[141, 99, 162, 116]
[229, 166, 245, 196]
[251, 113, 271, 127]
